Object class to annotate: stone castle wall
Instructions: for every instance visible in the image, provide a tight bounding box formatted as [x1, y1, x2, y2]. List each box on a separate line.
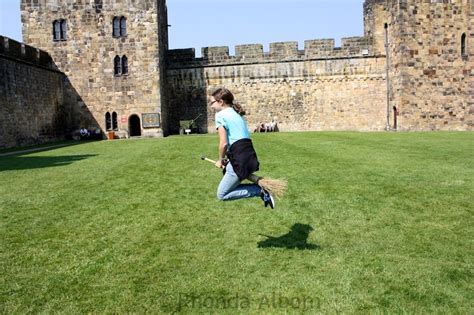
[165, 40, 387, 134]
[387, 0, 473, 130]
[7, 0, 473, 149]
[166, 0, 473, 133]
[20, 0, 169, 137]
[0, 36, 79, 148]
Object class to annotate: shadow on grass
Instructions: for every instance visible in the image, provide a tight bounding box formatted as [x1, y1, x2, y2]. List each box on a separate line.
[257, 223, 321, 250]
[0, 154, 97, 171]
[0, 141, 89, 157]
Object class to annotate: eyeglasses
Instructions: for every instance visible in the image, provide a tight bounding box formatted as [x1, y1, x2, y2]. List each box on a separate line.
[209, 100, 218, 105]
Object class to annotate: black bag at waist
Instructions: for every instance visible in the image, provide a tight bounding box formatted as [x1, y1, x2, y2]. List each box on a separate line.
[227, 138, 260, 181]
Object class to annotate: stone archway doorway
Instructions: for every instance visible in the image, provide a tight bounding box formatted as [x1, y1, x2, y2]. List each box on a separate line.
[129, 114, 141, 137]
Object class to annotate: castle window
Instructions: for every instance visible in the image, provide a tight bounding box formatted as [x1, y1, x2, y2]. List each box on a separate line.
[105, 112, 112, 130]
[60, 20, 68, 40]
[120, 17, 127, 36]
[114, 55, 122, 76]
[53, 19, 67, 41]
[113, 16, 127, 37]
[112, 112, 118, 130]
[53, 21, 61, 40]
[113, 17, 120, 37]
[122, 55, 128, 75]
[461, 33, 467, 57]
[114, 55, 129, 77]
[94, 0, 102, 13]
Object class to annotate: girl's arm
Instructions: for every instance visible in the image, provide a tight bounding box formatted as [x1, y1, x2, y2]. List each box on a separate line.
[216, 126, 228, 168]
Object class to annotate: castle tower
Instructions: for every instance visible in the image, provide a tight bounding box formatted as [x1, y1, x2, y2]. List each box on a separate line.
[363, 0, 391, 56]
[387, 0, 473, 130]
[20, 0, 169, 137]
[364, 0, 472, 130]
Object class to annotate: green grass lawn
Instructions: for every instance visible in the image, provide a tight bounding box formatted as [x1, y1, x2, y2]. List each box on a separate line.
[1, 132, 473, 313]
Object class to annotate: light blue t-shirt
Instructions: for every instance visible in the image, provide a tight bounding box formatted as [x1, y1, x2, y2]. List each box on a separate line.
[215, 107, 251, 146]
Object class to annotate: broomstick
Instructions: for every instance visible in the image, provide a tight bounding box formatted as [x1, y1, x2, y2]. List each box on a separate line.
[200, 155, 287, 199]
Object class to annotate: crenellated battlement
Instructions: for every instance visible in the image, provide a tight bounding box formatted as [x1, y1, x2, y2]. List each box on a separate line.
[396, 0, 472, 11]
[364, 0, 468, 9]
[168, 0, 469, 70]
[0, 36, 54, 69]
[167, 36, 374, 68]
[20, 0, 160, 11]
[398, 0, 467, 6]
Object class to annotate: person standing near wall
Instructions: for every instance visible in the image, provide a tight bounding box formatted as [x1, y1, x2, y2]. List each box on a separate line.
[210, 87, 275, 209]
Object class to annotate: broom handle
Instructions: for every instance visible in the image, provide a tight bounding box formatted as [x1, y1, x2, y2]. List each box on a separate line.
[201, 156, 262, 184]
[201, 157, 229, 165]
[202, 157, 218, 164]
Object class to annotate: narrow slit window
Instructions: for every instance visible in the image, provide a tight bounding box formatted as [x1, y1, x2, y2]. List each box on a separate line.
[60, 20, 67, 40]
[53, 21, 61, 41]
[105, 112, 112, 130]
[112, 112, 118, 130]
[122, 55, 128, 75]
[113, 17, 120, 37]
[114, 55, 122, 76]
[461, 33, 467, 57]
[120, 17, 127, 36]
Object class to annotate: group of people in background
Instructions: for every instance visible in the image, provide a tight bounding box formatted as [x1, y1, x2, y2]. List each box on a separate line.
[254, 121, 278, 133]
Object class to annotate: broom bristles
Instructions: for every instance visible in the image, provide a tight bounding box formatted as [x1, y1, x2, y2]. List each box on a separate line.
[247, 174, 288, 199]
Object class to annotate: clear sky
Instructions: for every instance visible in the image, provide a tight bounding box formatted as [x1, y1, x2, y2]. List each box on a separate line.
[0, 0, 365, 56]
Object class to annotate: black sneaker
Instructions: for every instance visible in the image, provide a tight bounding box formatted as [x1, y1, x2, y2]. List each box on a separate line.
[261, 189, 275, 209]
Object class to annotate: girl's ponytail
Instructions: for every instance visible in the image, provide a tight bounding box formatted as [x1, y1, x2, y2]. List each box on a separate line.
[232, 103, 246, 116]
[212, 87, 246, 116]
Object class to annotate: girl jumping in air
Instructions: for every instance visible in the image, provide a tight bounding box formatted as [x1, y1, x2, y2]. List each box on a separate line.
[209, 87, 275, 209]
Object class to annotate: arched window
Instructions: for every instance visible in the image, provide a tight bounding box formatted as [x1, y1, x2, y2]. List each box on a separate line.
[113, 17, 120, 37]
[53, 20, 67, 41]
[114, 55, 122, 76]
[122, 55, 128, 75]
[113, 16, 127, 37]
[105, 112, 112, 130]
[60, 19, 67, 40]
[112, 112, 118, 130]
[53, 20, 61, 41]
[120, 17, 127, 36]
[461, 33, 467, 57]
